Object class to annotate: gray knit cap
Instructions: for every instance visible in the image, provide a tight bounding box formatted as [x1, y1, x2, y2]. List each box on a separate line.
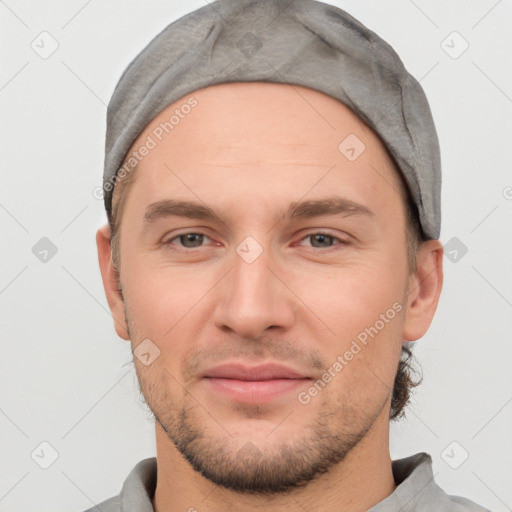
[103, 0, 441, 238]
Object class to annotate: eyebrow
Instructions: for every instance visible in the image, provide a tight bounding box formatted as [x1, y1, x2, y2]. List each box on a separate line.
[143, 197, 374, 225]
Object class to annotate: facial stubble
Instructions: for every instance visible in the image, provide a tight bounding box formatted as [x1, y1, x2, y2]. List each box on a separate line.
[125, 310, 389, 495]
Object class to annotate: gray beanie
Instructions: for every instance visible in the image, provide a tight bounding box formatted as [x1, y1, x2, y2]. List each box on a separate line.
[103, 0, 441, 239]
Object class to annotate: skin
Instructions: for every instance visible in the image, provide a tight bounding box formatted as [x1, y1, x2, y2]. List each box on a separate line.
[97, 82, 443, 512]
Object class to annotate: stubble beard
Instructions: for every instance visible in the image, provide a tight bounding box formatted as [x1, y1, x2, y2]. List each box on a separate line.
[134, 359, 386, 495]
[124, 306, 387, 494]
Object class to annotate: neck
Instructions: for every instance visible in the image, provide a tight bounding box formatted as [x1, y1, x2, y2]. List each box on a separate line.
[152, 410, 396, 512]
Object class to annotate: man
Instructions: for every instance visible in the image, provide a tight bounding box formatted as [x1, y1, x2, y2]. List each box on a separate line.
[91, 0, 489, 510]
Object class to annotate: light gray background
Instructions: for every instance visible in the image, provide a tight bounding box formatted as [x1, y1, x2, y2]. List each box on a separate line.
[1, 1, 511, 511]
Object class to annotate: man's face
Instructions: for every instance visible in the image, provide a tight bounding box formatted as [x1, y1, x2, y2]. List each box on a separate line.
[111, 82, 415, 492]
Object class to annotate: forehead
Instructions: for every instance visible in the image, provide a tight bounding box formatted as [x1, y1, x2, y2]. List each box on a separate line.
[143, 82, 387, 163]
[119, 82, 405, 220]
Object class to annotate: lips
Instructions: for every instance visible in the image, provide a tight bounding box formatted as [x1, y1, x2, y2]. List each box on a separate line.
[201, 363, 311, 403]
[203, 363, 307, 380]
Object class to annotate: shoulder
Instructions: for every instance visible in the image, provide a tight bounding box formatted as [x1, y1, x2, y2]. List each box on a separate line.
[80, 457, 157, 512]
[389, 453, 491, 511]
[82, 495, 121, 512]
[423, 491, 491, 511]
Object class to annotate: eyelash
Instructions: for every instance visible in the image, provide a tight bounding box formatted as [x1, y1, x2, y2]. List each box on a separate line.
[162, 231, 349, 252]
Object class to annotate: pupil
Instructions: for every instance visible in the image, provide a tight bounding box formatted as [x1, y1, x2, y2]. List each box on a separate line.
[312, 234, 331, 247]
[182, 234, 203, 247]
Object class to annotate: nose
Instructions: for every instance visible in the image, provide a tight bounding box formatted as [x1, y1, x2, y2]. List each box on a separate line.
[212, 243, 296, 340]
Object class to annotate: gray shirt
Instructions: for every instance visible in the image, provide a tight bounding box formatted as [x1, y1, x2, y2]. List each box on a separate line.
[84, 452, 490, 511]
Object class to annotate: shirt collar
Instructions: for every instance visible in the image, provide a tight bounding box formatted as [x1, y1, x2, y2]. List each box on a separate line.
[119, 452, 437, 511]
[369, 452, 437, 511]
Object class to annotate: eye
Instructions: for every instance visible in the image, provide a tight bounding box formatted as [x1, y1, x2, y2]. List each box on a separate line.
[165, 232, 213, 249]
[162, 231, 348, 252]
[298, 232, 348, 249]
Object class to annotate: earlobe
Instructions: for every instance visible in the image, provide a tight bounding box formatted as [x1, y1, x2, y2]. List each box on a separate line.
[96, 224, 130, 340]
[402, 240, 444, 342]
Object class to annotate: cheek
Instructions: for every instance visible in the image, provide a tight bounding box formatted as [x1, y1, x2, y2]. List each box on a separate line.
[121, 260, 216, 363]
[287, 258, 407, 393]
[292, 261, 406, 339]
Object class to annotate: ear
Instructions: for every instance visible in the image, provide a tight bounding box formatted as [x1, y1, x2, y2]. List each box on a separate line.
[402, 239, 444, 342]
[96, 224, 130, 340]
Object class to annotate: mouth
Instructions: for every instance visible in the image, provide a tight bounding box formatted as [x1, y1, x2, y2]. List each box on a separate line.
[201, 363, 311, 403]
